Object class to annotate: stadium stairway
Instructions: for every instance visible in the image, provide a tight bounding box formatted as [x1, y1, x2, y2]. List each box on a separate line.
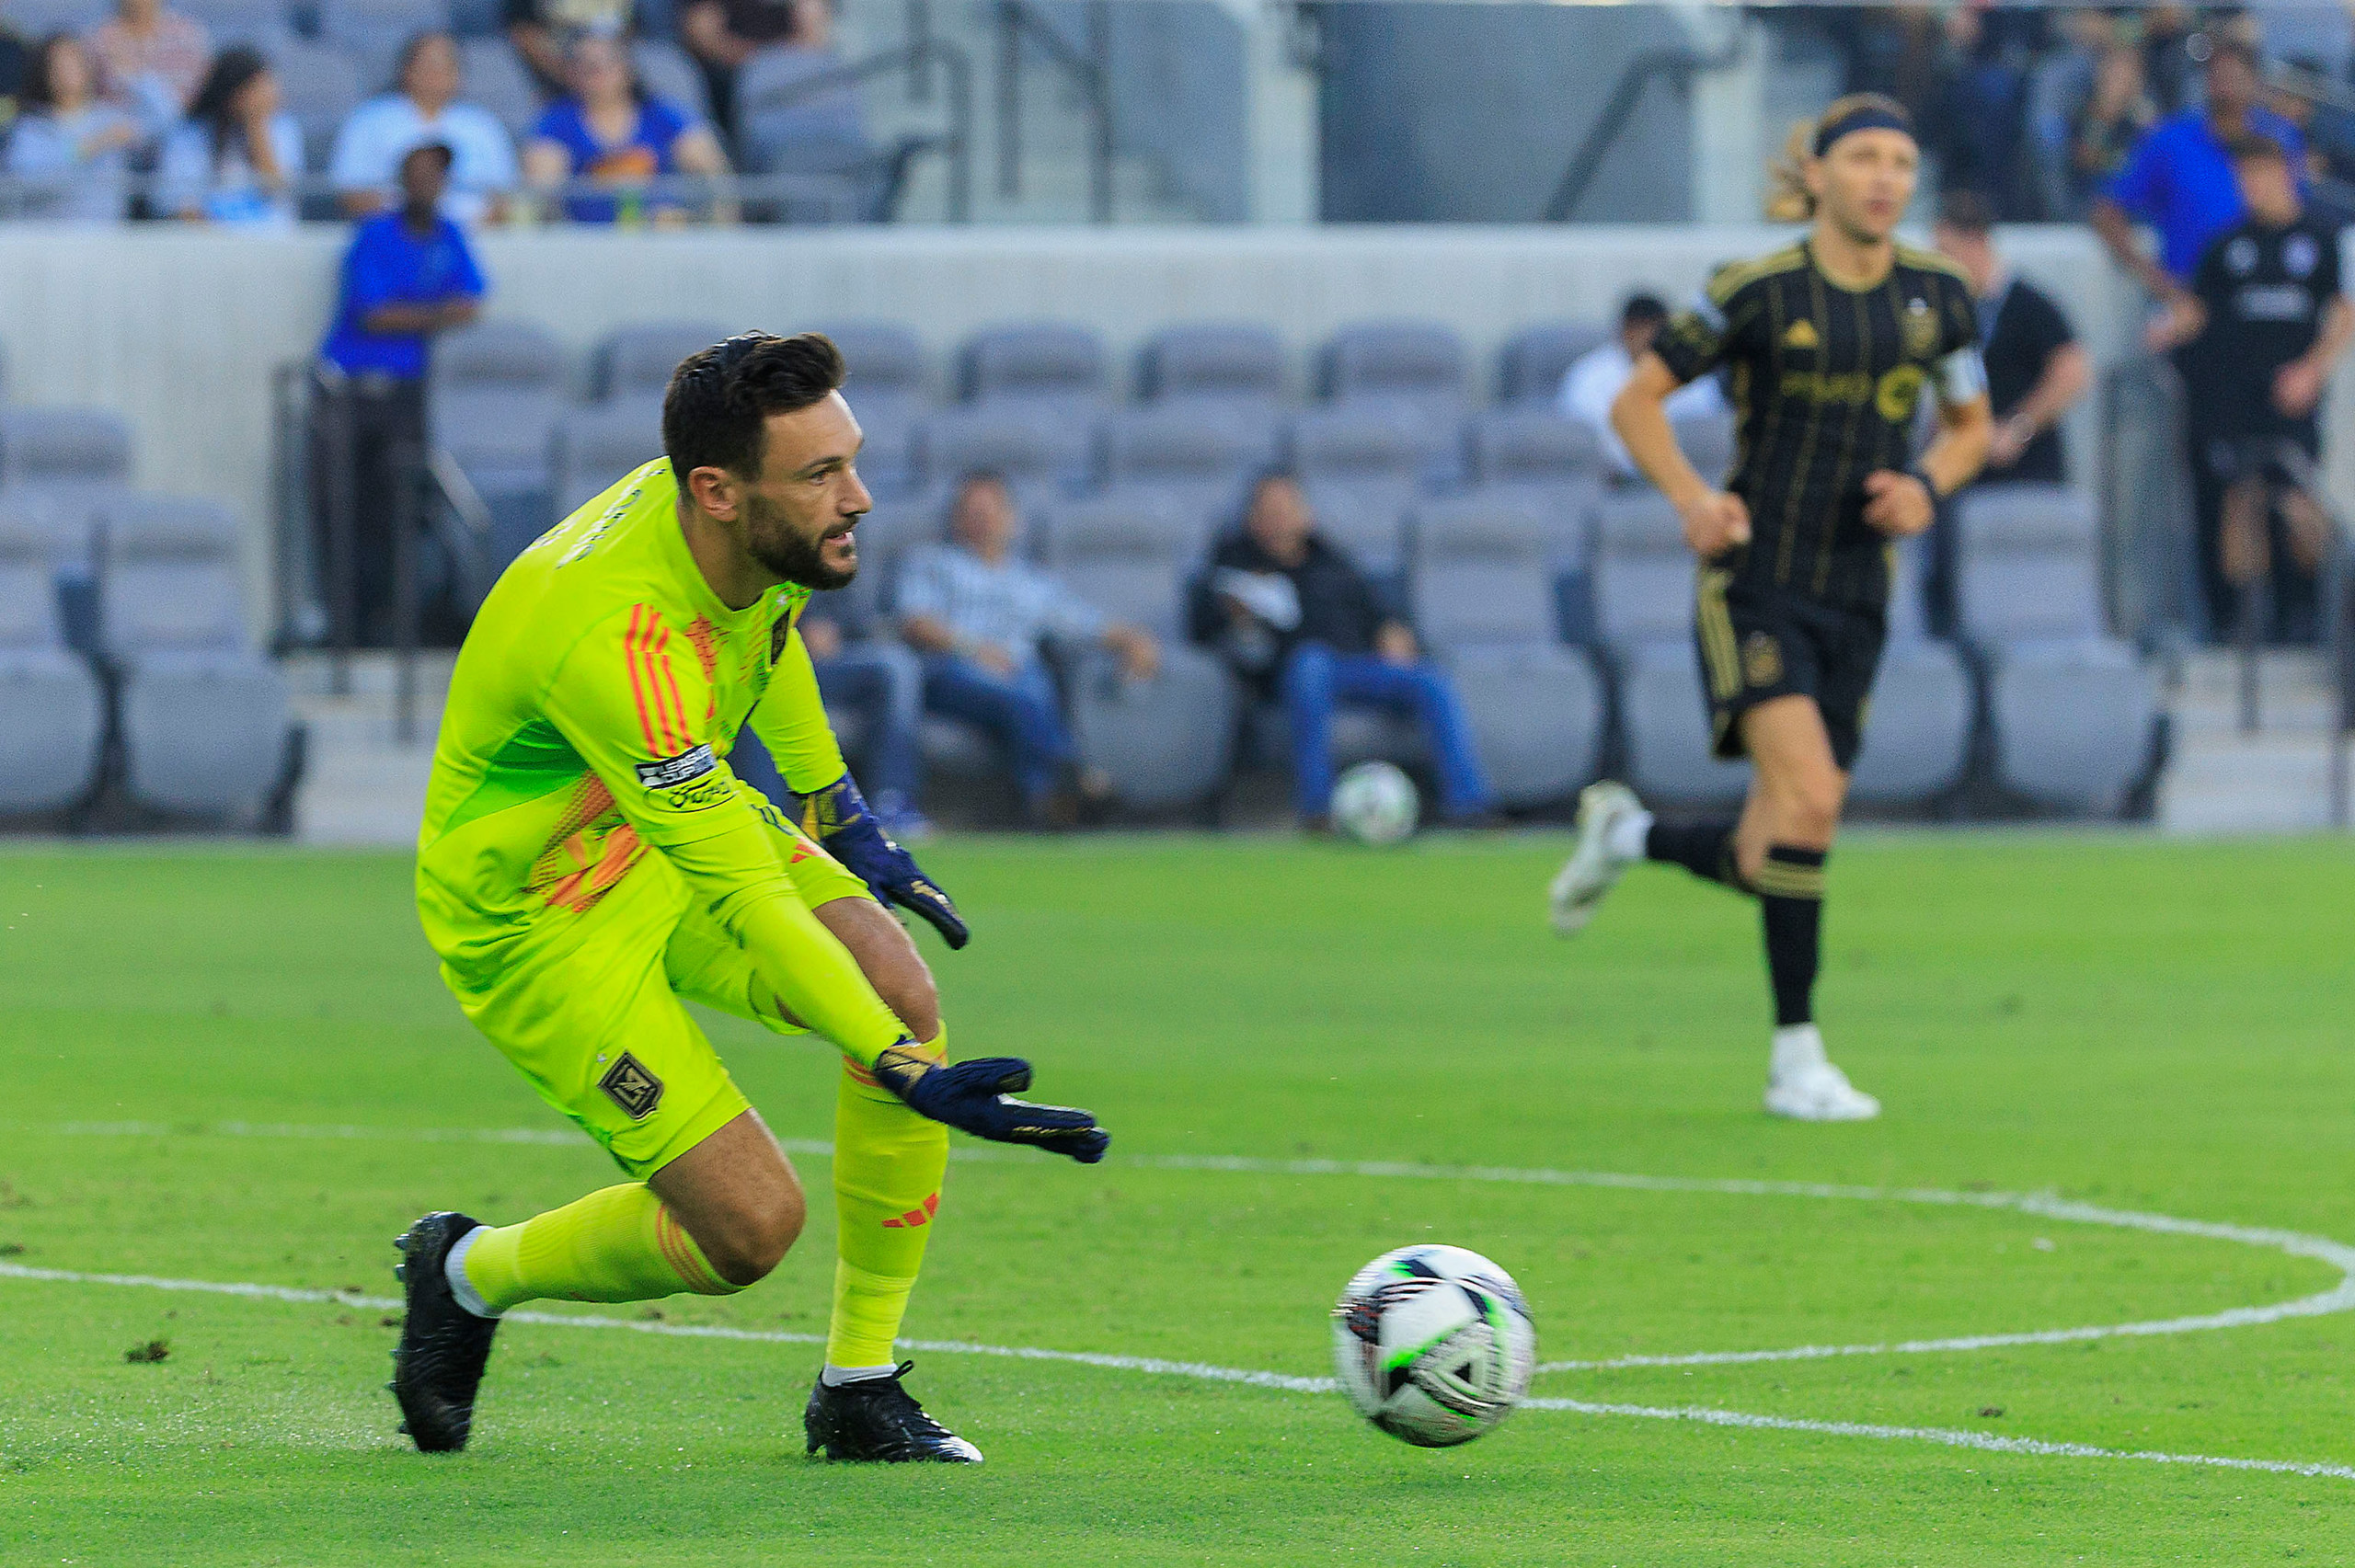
[2155, 648, 2352, 834]
[282, 651, 448, 846]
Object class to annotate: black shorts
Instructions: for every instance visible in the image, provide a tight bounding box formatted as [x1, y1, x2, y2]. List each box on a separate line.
[1693, 570, 1887, 773]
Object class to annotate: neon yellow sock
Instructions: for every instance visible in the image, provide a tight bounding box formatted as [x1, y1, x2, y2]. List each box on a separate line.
[462, 1183, 738, 1315]
[829, 1028, 951, 1367]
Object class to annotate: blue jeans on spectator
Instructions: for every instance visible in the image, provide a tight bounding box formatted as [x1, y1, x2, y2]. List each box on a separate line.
[1279, 641, 1494, 821]
[921, 654, 1075, 809]
[815, 641, 924, 807]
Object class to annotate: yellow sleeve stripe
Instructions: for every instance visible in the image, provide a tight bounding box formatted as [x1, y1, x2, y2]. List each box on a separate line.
[1707, 245, 1808, 307]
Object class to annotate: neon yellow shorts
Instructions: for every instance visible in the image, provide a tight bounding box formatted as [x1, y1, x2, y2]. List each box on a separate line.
[447, 811, 873, 1180]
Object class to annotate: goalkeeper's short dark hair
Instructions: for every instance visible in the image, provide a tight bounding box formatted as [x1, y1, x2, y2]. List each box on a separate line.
[663, 331, 846, 482]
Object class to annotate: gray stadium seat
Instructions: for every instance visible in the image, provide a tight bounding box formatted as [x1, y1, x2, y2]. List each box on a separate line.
[1099, 406, 1272, 552]
[734, 45, 879, 219]
[0, 408, 133, 495]
[1847, 543, 1971, 807]
[916, 405, 1089, 503]
[0, 513, 104, 815]
[1497, 321, 1613, 406]
[1589, 492, 1693, 649]
[1038, 496, 1189, 639]
[98, 496, 294, 821]
[1290, 404, 1421, 489]
[1138, 322, 1286, 413]
[817, 320, 927, 496]
[593, 320, 730, 402]
[276, 40, 365, 171]
[319, 0, 454, 88]
[960, 321, 1109, 415]
[550, 401, 665, 517]
[457, 36, 540, 143]
[1301, 483, 1413, 582]
[431, 320, 569, 568]
[1322, 319, 1467, 419]
[1618, 638, 1751, 805]
[1465, 408, 1607, 634]
[1954, 485, 2158, 811]
[1409, 497, 1602, 806]
[1069, 645, 1236, 813]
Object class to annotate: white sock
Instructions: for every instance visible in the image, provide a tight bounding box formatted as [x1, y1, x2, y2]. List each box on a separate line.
[443, 1226, 497, 1319]
[1771, 1023, 1826, 1080]
[1603, 806, 1654, 863]
[821, 1363, 897, 1388]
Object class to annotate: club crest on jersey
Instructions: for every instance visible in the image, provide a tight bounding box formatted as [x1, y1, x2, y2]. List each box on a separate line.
[598, 1052, 664, 1119]
[1902, 296, 1938, 359]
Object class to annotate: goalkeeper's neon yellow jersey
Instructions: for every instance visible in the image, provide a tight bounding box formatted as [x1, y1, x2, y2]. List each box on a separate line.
[417, 459, 850, 994]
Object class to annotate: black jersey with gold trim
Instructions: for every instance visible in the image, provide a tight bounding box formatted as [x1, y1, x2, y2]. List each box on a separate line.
[1653, 239, 1983, 609]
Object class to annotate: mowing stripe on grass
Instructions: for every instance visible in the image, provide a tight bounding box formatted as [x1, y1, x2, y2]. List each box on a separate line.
[1, 1258, 2348, 1481]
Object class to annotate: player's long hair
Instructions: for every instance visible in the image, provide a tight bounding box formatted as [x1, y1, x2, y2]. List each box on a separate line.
[1764, 92, 1910, 223]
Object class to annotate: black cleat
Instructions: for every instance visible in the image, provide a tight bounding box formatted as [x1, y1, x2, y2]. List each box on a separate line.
[804, 1362, 983, 1463]
[389, 1210, 498, 1453]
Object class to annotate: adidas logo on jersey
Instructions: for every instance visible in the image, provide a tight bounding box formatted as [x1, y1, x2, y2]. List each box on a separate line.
[1783, 319, 1820, 350]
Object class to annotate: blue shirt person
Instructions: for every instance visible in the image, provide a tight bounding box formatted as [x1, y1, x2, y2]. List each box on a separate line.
[2094, 37, 2307, 289]
[320, 142, 487, 380]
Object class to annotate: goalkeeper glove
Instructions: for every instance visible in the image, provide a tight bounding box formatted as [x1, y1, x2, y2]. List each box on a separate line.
[800, 773, 970, 949]
[869, 1042, 1109, 1164]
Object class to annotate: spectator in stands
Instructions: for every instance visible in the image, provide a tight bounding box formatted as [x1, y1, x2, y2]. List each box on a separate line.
[2148, 132, 2352, 642]
[522, 30, 729, 224]
[316, 141, 486, 643]
[1934, 190, 2087, 488]
[84, 0, 208, 115]
[680, 0, 830, 145]
[897, 472, 1160, 828]
[2093, 35, 2305, 293]
[1557, 293, 1727, 482]
[6, 34, 140, 223]
[792, 597, 930, 838]
[2065, 40, 2156, 217]
[1930, 1, 2037, 217]
[1192, 473, 1496, 830]
[330, 31, 519, 226]
[158, 47, 303, 225]
[506, 0, 637, 98]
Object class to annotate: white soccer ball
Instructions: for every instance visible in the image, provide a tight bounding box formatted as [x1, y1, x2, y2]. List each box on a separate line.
[1330, 1244, 1537, 1448]
[1330, 761, 1419, 846]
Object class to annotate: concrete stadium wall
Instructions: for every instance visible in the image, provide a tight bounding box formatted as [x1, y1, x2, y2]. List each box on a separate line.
[0, 222, 2287, 627]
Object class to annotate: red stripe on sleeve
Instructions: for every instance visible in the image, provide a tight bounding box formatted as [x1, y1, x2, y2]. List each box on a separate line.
[653, 627, 696, 750]
[623, 604, 664, 755]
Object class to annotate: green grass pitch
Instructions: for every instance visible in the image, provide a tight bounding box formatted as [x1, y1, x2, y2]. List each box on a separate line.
[1, 832, 2351, 1565]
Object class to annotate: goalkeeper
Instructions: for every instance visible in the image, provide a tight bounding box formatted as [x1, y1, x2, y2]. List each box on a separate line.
[394, 331, 1107, 1466]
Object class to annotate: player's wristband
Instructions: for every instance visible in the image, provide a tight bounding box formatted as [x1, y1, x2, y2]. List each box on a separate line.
[1906, 463, 1947, 502]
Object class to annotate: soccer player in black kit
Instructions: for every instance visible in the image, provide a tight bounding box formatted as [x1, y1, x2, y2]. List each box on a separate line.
[1549, 95, 1993, 1120]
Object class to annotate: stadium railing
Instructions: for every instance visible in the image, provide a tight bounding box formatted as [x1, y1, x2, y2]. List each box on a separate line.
[994, 0, 1113, 225]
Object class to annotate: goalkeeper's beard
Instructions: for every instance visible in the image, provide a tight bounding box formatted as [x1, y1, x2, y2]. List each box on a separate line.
[747, 491, 858, 592]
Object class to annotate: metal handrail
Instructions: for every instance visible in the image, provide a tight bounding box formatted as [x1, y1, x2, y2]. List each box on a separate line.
[741, 39, 976, 223]
[1544, 28, 1744, 223]
[995, 0, 1115, 224]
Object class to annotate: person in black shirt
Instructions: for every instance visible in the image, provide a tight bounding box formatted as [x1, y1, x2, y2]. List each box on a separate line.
[1932, 189, 2086, 486]
[1551, 93, 1993, 1123]
[1189, 472, 1496, 827]
[2151, 131, 2353, 640]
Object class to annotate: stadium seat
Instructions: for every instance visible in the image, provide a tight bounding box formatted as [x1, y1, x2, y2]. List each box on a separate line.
[1465, 407, 1606, 640]
[592, 320, 730, 402]
[1409, 496, 1602, 806]
[1671, 405, 1739, 487]
[916, 405, 1090, 506]
[815, 319, 927, 497]
[1589, 492, 1693, 649]
[1617, 638, 1751, 805]
[457, 37, 541, 143]
[98, 496, 296, 822]
[1098, 406, 1272, 553]
[1300, 482, 1414, 583]
[1321, 319, 1467, 421]
[0, 407, 134, 495]
[1037, 495, 1189, 640]
[734, 46, 890, 222]
[1290, 404, 1423, 493]
[959, 321, 1110, 416]
[431, 320, 569, 570]
[1137, 322, 1287, 417]
[0, 512, 104, 816]
[549, 402, 665, 518]
[1068, 644, 1236, 814]
[1496, 321, 1613, 406]
[1848, 543, 1971, 807]
[318, 0, 454, 88]
[275, 40, 366, 172]
[1954, 485, 2158, 811]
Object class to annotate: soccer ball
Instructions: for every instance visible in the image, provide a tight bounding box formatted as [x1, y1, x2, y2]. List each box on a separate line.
[1330, 1244, 1537, 1447]
[1330, 761, 1419, 846]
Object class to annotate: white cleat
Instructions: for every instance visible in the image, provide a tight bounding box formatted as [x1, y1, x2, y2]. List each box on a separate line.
[1763, 1058, 1881, 1122]
[1550, 782, 1647, 936]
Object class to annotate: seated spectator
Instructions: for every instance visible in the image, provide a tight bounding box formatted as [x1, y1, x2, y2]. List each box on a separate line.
[506, 0, 637, 98]
[897, 473, 1159, 827]
[1191, 473, 1496, 830]
[1557, 294, 1726, 481]
[731, 591, 929, 839]
[158, 47, 303, 225]
[329, 31, 520, 226]
[316, 142, 487, 642]
[5, 34, 140, 222]
[2066, 40, 2154, 216]
[523, 30, 729, 224]
[2149, 132, 2353, 643]
[680, 0, 829, 145]
[84, 0, 208, 117]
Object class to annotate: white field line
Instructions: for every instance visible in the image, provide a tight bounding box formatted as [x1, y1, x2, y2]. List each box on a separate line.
[0, 1257, 2346, 1481]
[51, 1121, 2355, 1375]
